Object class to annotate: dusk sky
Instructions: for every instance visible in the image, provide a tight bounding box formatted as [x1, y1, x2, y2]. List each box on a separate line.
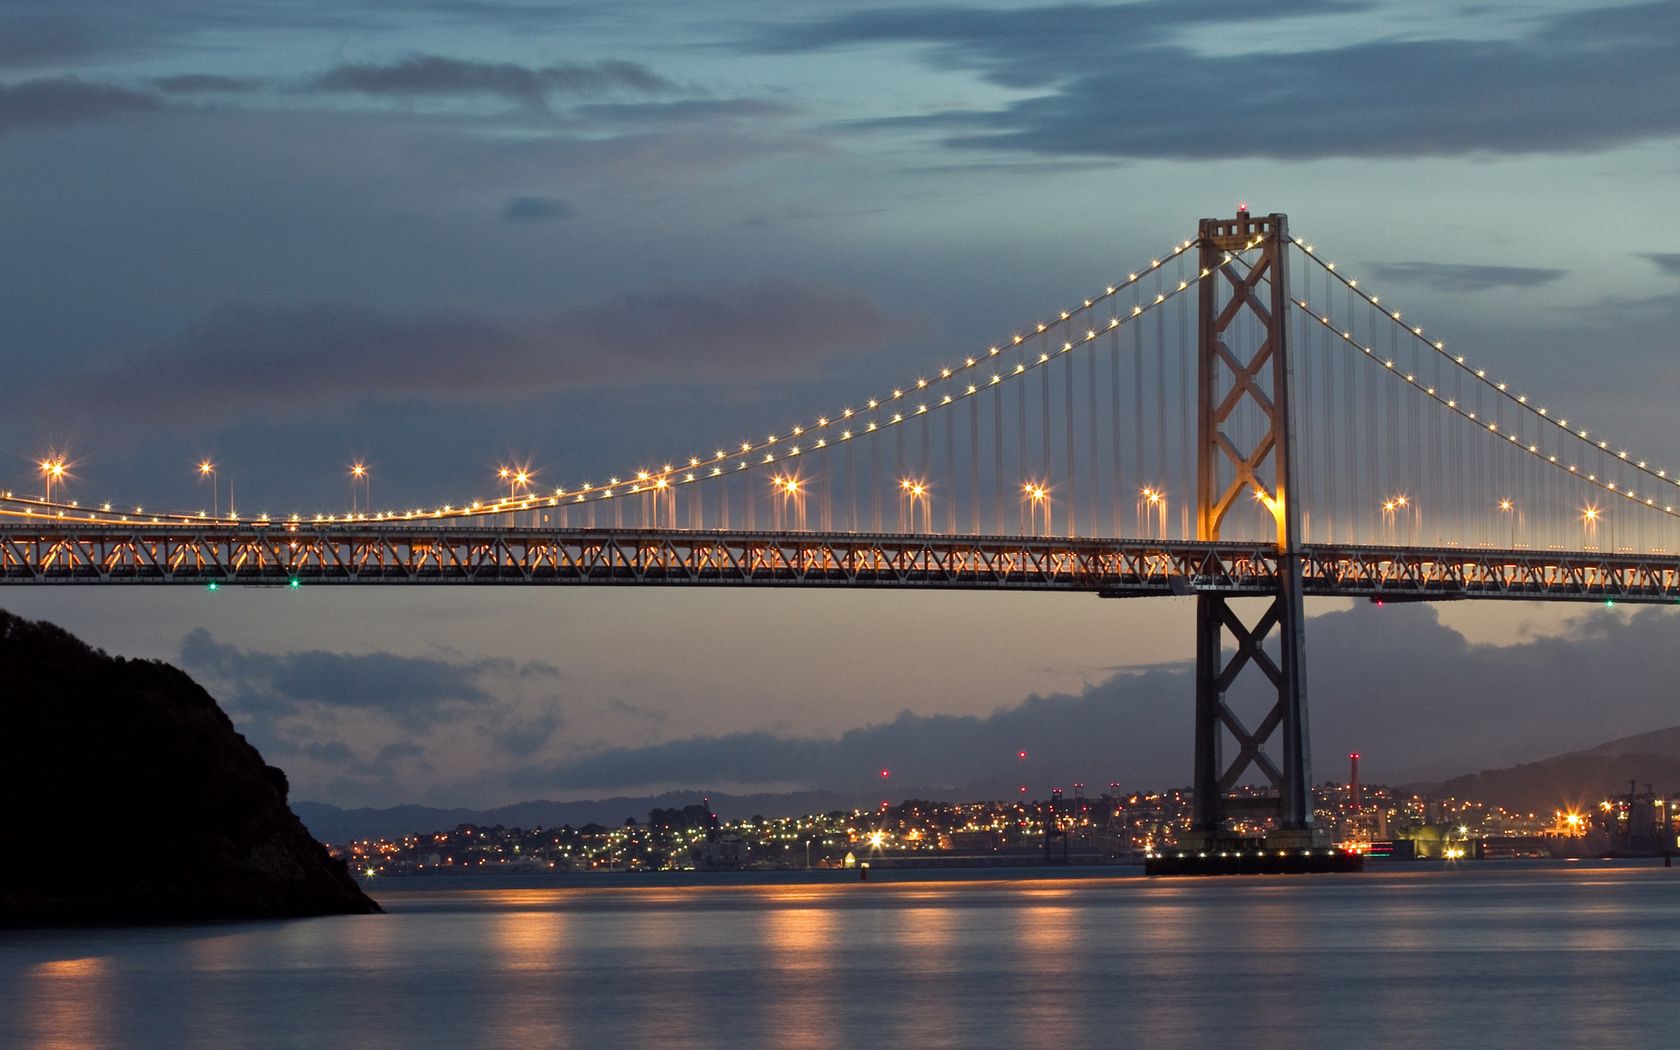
[4, 0, 1679, 808]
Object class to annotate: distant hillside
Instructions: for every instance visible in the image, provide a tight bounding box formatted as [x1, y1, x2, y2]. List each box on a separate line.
[1420, 725, 1680, 814]
[1578, 726, 1680, 759]
[297, 777, 1076, 844]
[0, 610, 378, 925]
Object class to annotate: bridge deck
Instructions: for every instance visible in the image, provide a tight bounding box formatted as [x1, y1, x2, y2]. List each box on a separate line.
[2, 525, 1675, 602]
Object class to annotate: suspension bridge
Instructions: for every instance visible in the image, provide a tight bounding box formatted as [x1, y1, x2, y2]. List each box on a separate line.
[6, 208, 1674, 857]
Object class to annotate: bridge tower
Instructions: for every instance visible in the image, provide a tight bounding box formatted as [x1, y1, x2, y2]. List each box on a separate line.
[1187, 209, 1323, 850]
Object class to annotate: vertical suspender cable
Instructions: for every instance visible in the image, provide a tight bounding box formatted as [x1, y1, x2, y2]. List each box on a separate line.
[945, 401, 956, 534]
[1018, 362, 1028, 529]
[970, 393, 980, 534]
[896, 420, 906, 531]
[847, 440, 856, 533]
[1110, 323, 1122, 536]
[1343, 286, 1358, 543]
[1178, 255, 1190, 541]
[1088, 330, 1100, 537]
[994, 382, 1004, 533]
[1320, 262, 1336, 542]
[1297, 281, 1312, 543]
[1133, 287, 1145, 521]
[1155, 268, 1166, 508]
[1065, 343, 1077, 535]
[920, 405, 930, 484]
[1041, 331, 1052, 485]
[870, 426, 880, 532]
[1363, 283, 1377, 540]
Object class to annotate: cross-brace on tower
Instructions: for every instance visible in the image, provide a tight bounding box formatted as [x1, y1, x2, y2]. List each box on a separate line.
[1188, 210, 1321, 849]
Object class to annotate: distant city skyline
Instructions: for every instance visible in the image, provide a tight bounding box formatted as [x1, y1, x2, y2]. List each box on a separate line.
[5, 0, 1679, 807]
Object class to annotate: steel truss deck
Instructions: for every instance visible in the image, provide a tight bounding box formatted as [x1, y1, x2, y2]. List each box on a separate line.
[2, 525, 1675, 602]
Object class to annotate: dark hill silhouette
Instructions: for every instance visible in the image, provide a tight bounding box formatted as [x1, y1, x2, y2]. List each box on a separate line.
[1578, 725, 1680, 758]
[1417, 725, 1680, 814]
[0, 610, 378, 925]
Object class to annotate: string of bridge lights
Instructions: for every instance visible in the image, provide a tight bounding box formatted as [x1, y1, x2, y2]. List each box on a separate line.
[1290, 270, 1680, 521]
[403, 235, 1215, 522]
[1292, 237, 1680, 505]
[2, 235, 1249, 529]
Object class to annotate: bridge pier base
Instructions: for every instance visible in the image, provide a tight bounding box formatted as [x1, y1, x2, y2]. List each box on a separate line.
[1182, 587, 1325, 852]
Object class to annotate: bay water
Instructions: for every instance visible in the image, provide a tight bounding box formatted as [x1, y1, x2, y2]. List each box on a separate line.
[5, 862, 1677, 1048]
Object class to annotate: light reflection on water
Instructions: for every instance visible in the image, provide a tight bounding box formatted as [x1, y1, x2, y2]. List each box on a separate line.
[4, 864, 1680, 1049]
[26, 955, 112, 1050]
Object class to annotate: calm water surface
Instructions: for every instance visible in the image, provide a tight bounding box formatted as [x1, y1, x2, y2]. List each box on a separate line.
[5, 862, 1678, 1049]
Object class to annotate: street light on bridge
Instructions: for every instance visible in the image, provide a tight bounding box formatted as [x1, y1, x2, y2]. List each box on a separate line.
[196, 459, 218, 517]
[1381, 493, 1413, 544]
[1139, 486, 1166, 539]
[40, 454, 68, 503]
[498, 464, 534, 525]
[899, 477, 931, 533]
[1497, 498, 1516, 547]
[349, 462, 369, 515]
[1022, 481, 1049, 536]
[772, 473, 806, 531]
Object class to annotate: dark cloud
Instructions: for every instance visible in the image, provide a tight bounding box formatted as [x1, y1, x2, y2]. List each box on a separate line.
[377, 741, 427, 763]
[40, 283, 906, 429]
[760, 2, 1680, 159]
[151, 74, 259, 95]
[309, 55, 678, 109]
[304, 740, 355, 764]
[1644, 253, 1680, 278]
[1364, 262, 1568, 293]
[179, 628, 558, 729]
[0, 14, 99, 67]
[265, 737, 429, 780]
[491, 710, 564, 758]
[504, 604, 1680, 795]
[2, 2, 581, 65]
[0, 76, 156, 136]
[501, 195, 572, 222]
[749, 1, 1357, 85]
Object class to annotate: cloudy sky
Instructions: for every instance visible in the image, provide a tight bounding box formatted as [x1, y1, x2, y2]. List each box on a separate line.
[4, 0, 1679, 808]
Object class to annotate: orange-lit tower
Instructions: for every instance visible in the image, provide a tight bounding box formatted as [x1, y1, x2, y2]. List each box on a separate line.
[1185, 208, 1323, 852]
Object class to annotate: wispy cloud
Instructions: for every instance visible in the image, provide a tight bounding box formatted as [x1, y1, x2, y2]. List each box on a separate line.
[151, 74, 259, 95]
[39, 282, 907, 429]
[179, 628, 560, 730]
[1365, 262, 1567, 293]
[572, 98, 795, 125]
[501, 195, 572, 222]
[309, 55, 679, 109]
[1643, 253, 1680, 278]
[755, 2, 1680, 160]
